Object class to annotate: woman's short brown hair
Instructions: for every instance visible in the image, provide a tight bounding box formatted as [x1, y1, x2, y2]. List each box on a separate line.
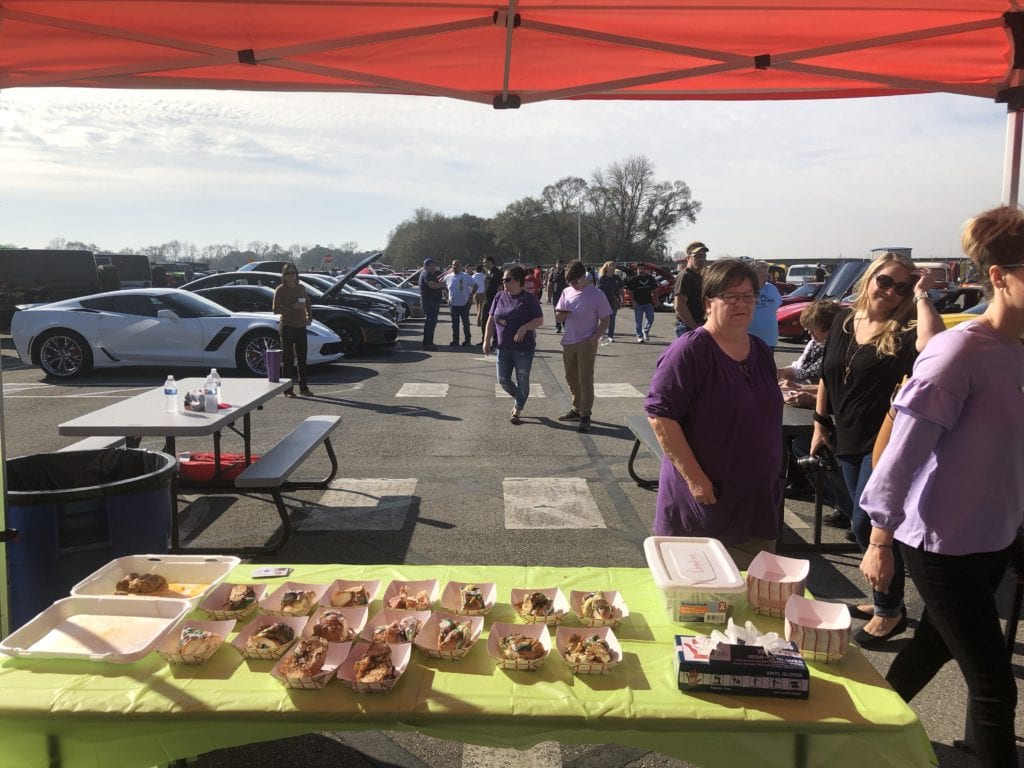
[564, 259, 587, 283]
[961, 205, 1024, 298]
[504, 265, 526, 285]
[701, 259, 758, 306]
[799, 299, 842, 333]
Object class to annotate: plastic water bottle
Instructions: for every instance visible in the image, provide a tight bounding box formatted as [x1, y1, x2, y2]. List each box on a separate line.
[209, 368, 222, 405]
[164, 375, 178, 413]
[203, 373, 218, 413]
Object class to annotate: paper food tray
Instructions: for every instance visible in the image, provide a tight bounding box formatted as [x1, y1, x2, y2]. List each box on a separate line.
[337, 642, 411, 693]
[413, 612, 484, 660]
[569, 589, 629, 628]
[555, 625, 622, 675]
[231, 615, 308, 660]
[361, 608, 431, 643]
[381, 579, 438, 611]
[1, 596, 191, 663]
[302, 605, 368, 644]
[71, 554, 240, 605]
[510, 587, 569, 625]
[487, 621, 552, 671]
[259, 581, 329, 617]
[199, 582, 269, 621]
[440, 581, 496, 616]
[747, 551, 810, 618]
[271, 640, 352, 689]
[319, 579, 381, 609]
[157, 619, 236, 665]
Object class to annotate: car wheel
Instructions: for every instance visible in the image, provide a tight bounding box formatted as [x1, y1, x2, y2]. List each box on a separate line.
[332, 322, 363, 356]
[36, 329, 93, 378]
[236, 329, 280, 376]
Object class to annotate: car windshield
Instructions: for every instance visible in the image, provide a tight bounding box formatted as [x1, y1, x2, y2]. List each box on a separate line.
[160, 291, 231, 318]
[348, 277, 379, 292]
[786, 283, 820, 299]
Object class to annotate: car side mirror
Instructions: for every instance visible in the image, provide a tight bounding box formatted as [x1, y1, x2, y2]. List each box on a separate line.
[157, 309, 179, 321]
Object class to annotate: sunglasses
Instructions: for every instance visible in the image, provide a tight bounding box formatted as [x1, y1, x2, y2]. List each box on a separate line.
[874, 273, 918, 296]
[502, 277, 516, 283]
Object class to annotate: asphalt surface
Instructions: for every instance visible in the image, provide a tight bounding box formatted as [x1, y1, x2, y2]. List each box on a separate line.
[1, 310, 1021, 767]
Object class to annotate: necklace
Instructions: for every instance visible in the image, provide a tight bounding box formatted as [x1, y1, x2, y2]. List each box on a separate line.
[843, 317, 866, 385]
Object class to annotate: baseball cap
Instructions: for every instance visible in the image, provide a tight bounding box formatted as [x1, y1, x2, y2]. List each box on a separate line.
[686, 242, 709, 256]
[423, 258, 436, 267]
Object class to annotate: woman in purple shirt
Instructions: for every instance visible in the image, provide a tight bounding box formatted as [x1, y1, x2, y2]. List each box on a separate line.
[644, 260, 782, 569]
[860, 206, 1024, 768]
[482, 265, 544, 425]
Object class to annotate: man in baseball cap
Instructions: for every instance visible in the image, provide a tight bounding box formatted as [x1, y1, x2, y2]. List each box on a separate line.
[674, 242, 709, 336]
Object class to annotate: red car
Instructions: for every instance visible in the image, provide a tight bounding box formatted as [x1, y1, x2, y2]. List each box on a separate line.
[618, 262, 675, 310]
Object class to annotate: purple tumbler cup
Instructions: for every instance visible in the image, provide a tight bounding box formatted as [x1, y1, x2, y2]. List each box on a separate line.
[265, 348, 282, 382]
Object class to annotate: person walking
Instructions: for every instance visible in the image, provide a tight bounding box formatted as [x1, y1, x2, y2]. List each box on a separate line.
[471, 264, 487, 319]
[480, 256, 503, 331]
[444, 260, 476, 347]
[549, 261, 568, 331]
[748, 261, 782, 350]
[533, 265, 545, 301]
[272, 264, 314, 397]
[483, 265, 544, 424]
[554, 260, 611, 433]
[419, 258, 444, 351]
[625, 263, 659, 343]
[674, 242, 708, 336]
[859, 205, 1024, 767]
[597, 261, 624, 341]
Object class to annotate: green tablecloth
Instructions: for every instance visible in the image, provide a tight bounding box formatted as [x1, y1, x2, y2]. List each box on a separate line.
[0, 564, 936, 768]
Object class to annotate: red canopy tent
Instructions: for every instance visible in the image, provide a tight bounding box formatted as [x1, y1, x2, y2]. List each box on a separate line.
[2, 1, 1022, 192]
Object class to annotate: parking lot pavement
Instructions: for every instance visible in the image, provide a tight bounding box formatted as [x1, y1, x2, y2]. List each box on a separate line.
[1, 317, 1021, 766]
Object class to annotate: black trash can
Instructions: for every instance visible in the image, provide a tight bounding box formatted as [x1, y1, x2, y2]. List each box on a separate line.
[4, 448, 176, 629]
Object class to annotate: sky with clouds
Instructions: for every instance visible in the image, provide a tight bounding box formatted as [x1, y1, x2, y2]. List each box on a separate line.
[0, 86, 1011, 262]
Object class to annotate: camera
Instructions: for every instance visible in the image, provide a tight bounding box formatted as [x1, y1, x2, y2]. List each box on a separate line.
[796, 444, 837, 473]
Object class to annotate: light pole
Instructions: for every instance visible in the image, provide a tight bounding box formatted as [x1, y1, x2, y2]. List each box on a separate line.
[576, 193, 584, 262]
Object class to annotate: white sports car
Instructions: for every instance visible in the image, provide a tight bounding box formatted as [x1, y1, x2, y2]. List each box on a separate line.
[11, 288, 344, 378]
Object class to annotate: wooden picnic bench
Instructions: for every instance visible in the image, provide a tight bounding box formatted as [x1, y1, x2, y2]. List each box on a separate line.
[625, 414, 661, 490]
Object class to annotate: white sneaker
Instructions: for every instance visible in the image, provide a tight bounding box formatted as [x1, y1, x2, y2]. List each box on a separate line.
[636, 336, 644, 343]
[643, 331, 650, 342]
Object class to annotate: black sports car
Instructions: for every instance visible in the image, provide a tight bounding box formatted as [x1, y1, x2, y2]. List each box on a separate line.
[192, 285, 399, 356]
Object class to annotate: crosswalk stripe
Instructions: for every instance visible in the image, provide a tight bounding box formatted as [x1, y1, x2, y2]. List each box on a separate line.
[462, 742, 561, 768]
[503, 478, 605, 529]
[494, 383, 546, 398]
[593, 382, 645, 398]
[396, 383, 449, 397]
[303, 479, 417, 531]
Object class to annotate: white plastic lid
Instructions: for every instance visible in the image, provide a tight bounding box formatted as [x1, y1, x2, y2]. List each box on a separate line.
[643, 536, 744, 591]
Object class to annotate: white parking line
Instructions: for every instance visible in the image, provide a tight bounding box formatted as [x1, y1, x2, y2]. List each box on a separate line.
[463, 742, 561, 768]
[493, 383, 545, 398]
[396, 383, 449, 397]
[304, 479, 417, 531]
[594, 383, 645, 398]
[503, 477, 605, 529]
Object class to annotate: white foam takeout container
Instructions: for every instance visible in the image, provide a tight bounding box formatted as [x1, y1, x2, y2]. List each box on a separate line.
[746, 551, 810, 618]
[784, 594, 851, 664]
[510, 587, 569, 625]
[644, 536, 745, 624]
[413, 612, 484, 660]
[337, 642, 412, 693]
[440, 581, 496, 616]
[71, 554, 241, 606]
[157, 618, 236, 665]
[270, 639, 352, 689]
[569, 589, 629, 628]
[555, 625, 622, 675]
[1, 595, 191, 663]
[487, 621, 552, 671]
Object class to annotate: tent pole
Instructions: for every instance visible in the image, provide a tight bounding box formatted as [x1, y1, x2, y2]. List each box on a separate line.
[1002, 107, 1023, 205]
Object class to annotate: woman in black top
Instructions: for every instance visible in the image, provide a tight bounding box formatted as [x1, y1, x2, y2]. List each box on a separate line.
[810, 252, 943, 645]
[597, 261, 624, 341]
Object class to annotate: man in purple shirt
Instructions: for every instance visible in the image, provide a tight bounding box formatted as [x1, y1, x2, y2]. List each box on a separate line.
[554, 260, 611, 433]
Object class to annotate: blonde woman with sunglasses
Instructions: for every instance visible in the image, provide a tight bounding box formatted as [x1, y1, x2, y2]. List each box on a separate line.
[810, 252, 943, 645]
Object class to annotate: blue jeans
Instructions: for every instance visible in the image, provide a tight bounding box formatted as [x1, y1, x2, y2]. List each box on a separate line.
[675, 320, 691, 337]
[838, 451, 905, 617]
[450, 303, 471, 344]
[496, 348, 534, 410]
[606, 308, 618, 338]
[634, 304, 654, 337]
[422, 298, 441, 346]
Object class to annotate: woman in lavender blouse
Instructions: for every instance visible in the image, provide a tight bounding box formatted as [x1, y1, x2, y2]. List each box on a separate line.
[860, 205, 1024, 768]
[644, 260, 782, 569]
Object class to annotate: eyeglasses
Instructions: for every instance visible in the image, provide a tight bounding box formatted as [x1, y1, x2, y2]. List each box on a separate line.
[999, 263, 1024, 270]
[715, 292, 756, 304]
[502, 278, 516, 283]
[874, 273, 918, 296]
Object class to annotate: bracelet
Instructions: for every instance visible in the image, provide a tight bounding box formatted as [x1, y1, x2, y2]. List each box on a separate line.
[812, 412, 832, 427]
[913, 293, 930, 304]
[869, 542, 893, 549]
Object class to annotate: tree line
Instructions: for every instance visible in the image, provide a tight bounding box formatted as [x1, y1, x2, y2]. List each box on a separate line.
[33, 155, 700, 272]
